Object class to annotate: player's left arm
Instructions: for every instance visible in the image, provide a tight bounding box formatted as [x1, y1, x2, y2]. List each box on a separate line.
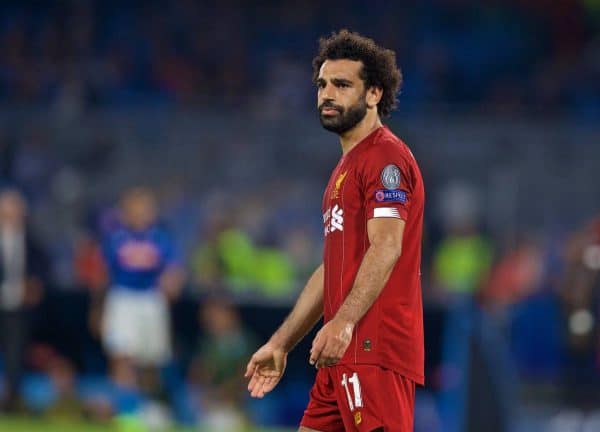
[310, 217, 405, 368]
[159, 231, 186, 301]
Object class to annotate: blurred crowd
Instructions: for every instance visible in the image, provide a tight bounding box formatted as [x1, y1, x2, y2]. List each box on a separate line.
[0, 0, 599, 116]
[0, 0, 599, 430]
[0, 185, 268, 429]
[0, 165, 600, 429]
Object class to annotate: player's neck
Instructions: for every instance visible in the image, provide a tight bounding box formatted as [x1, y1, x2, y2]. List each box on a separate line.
[339, 112, 382, 156]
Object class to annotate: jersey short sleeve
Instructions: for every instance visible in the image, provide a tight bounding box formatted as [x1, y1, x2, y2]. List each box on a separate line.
[361, 145, 414, 221]
[159, 228, 181, 268]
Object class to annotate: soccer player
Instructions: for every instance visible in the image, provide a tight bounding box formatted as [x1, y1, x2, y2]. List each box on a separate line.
[99, 187, 184, 393]
[245, 30, 425, 431]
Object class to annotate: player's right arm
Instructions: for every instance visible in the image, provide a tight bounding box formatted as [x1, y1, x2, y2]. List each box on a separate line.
[245, 263, 324, 398]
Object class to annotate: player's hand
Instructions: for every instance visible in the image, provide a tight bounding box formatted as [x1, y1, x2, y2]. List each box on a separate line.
[309, 318, 354, 369]
[244, 341, 287, 398]
[160, 267, 185, 302]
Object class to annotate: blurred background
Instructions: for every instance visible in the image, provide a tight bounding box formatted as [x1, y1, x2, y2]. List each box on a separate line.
[0, 0, 599, 431]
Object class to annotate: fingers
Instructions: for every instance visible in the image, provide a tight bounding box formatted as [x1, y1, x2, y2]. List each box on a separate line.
[310, 323, 353, 368]
[315, 349, 340, 368]
[248, 370, 280, 398]
[247, 368, 260, 393]
[244, 358, 256, 378]
[316, 356, 338, 369]
[309, 336, 324, 367]
[261, 375, 278, 394]
[311, 336, 344, 369]
[250, 374, 267, 398]
[246, 354, 282, 398]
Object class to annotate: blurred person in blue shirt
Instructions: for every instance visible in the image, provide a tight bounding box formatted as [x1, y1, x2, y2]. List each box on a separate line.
[99, 187, 184, 397]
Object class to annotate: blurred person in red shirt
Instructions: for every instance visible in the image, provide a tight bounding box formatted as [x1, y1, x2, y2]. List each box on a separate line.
[479, 235, 544, 311]
[74, 232, 108, 294]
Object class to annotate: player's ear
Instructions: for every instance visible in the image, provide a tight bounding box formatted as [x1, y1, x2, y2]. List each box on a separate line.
[366, 86, 383, 109]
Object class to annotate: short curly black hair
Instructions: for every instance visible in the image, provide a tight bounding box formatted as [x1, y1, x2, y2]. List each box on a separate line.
[312, 29, 402, 118]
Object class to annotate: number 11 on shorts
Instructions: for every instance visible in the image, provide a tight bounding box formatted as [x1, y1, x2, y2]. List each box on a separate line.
[341, 372, 363, 411]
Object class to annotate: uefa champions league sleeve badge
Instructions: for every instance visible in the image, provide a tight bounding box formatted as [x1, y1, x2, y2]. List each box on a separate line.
[380, 164, 401, 190]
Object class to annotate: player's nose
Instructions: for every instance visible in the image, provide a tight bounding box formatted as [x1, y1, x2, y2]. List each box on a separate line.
[319, 95, 336, 110]
[320, 83, 336, 101]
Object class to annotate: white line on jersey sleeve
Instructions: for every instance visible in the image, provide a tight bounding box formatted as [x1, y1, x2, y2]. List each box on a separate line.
[373, 207, 401, 218]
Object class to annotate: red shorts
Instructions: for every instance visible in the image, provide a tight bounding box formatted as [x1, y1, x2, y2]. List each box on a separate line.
[300, 364, 415, 432]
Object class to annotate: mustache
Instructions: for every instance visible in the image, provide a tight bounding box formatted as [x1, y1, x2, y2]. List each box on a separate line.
[318, 102, 343, 113]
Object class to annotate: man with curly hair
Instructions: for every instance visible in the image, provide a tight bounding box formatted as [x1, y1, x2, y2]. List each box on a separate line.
[245, 30, 425, 432]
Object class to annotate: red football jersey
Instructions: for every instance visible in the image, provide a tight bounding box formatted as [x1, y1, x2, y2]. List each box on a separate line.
[322, 125, 425, 385]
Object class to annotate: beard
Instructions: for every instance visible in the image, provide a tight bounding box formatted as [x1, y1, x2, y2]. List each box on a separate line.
[318, 97, 368, 135]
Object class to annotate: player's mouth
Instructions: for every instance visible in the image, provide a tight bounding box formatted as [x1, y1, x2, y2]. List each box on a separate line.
[319, 103, 342, 116]
[321, 108, 340, 116]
